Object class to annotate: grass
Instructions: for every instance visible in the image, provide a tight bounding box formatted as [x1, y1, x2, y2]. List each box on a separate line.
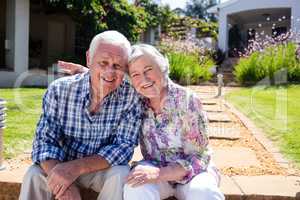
[0, 88, 46, 159]
[225, 85, 300, 168]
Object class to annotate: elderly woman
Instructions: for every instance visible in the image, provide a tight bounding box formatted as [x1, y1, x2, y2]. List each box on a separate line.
[59, 44, 224, 200]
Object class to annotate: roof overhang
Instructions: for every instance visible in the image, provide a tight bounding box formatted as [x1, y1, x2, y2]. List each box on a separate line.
[207, 0, 239, 13]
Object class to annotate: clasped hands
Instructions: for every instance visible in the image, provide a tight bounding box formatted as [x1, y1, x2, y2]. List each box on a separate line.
[47, 162, 81, 200]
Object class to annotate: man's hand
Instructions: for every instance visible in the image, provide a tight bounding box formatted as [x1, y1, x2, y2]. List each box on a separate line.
[125, 165, 160, 187]
[47, 162, 80, 198]
[56, 184, 82, 200]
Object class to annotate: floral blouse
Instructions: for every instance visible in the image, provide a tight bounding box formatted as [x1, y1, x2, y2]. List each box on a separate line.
[140, 80, 212, 184]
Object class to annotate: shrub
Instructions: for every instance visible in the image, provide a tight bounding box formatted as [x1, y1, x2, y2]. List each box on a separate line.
[168, 52, 213, 85]
[234, 42, 300, 85]
[159, 36, 214, 85]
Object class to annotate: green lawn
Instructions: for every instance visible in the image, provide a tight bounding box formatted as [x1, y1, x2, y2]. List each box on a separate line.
[0, 88, 46, 159]
[226, 85, 300, 168]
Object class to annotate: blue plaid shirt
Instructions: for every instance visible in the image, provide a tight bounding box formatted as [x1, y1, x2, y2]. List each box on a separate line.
[32, 72, 143, 166]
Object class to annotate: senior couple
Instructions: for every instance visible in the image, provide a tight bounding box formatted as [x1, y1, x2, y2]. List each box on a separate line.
[19, 31, 224, 200]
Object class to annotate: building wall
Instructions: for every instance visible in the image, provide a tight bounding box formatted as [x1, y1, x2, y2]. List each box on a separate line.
[30, 13, 75, 69]
[218, 0, 300, 52]
[0, 0, 76, 87]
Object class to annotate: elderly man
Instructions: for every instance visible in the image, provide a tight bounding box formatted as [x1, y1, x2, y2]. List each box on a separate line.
[19, 31, 143, 200]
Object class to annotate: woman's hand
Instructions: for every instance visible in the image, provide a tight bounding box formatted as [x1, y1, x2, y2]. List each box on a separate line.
[58, 61, 88, 75]
[126, 165, 160, 187]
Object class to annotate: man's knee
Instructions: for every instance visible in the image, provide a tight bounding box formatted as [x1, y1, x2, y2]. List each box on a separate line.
[123, 183, 159, 200]
[22, 165, 47, 186]
[19, 165, 51, 200]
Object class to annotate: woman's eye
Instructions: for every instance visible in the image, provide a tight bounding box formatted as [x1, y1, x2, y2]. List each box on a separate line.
[145, 68, 152, 72]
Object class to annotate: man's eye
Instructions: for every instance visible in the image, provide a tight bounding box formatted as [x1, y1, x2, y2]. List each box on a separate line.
[131, 73, 139, 78]
[114, 64, 122, 69]
[99, 62, 107, 67]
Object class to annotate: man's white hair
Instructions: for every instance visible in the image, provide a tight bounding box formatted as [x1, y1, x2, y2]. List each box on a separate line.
[129, 44, 169, 80]
[89, 30, 131, 62]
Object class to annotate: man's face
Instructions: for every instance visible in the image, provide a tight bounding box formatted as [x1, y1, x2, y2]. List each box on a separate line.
[87, 43, 127, 95]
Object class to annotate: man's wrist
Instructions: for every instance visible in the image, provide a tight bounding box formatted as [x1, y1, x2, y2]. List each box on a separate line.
[40, 159, 60, 175]
[64, 160, 84, 178]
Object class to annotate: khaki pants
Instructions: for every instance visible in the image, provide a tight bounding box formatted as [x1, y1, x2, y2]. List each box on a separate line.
[19, 164, 130, 200]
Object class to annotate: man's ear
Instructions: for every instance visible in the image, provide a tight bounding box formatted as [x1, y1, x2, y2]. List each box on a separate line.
[86, 51, 91, 67]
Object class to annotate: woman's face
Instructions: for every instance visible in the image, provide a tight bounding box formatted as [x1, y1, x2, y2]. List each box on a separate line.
[129, 55, 165, 99]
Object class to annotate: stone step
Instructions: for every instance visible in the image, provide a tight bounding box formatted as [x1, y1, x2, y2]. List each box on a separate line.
[202, 105, 225, 112]
[207, 112, 232, 122]
[208, 127, 241, 140]
[0, 149, 299, 200]
[201, 99, 219, 105]
[212, 147, 260, 168]
[1, 172, 299, 200]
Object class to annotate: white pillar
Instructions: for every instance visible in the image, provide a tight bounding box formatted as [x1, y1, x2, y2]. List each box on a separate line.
[291, 2, 300, 35]
[218, 11, 228, 53]
[14, 0, 29, 74]
[150, 28, 155, 45]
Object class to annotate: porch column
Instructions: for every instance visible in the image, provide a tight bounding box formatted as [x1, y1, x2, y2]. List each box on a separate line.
[14, 0, 29, 75]
[218, 11, 229, 53]
[291, 2, 300, 34]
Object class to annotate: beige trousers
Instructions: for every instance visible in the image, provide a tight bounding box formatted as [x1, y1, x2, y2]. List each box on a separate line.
[19, 164, 130, 200]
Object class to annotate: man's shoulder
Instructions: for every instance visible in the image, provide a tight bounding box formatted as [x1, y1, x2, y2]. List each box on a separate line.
[47, 73, 88, 94]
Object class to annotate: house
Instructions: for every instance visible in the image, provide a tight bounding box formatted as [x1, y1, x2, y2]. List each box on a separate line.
[0, 0, 162, 87]
[208, 0, 300, 56]
[0, 0, 76, 87]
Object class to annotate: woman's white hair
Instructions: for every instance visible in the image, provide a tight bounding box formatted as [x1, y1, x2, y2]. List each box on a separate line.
[129, 44, 169, 80]
[89, 30, 131, 62]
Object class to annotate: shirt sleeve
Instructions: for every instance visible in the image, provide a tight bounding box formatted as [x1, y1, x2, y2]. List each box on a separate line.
[175, 94, 211, 184]
[97, 96, 143, 166]
[32, 84, 65, 164]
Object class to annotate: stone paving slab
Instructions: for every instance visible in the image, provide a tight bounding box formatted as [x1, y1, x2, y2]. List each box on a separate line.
[201, 99, 218, 105]
[197, 94, 215, 99]
[207, 112, 232, 122]
[208, 127, 241, 140]
[224, 101, 293, 170]
[212, 147, 260, 168]
[202, 105, 225, 112]
[219, 175, 243, 196]
[232, 175, 300, 199]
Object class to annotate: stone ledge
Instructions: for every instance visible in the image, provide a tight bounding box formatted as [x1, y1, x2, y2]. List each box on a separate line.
[1, 172, 300, 200]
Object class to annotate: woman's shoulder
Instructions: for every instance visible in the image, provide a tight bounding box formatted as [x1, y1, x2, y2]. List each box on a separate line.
[168, 81, 202, 109]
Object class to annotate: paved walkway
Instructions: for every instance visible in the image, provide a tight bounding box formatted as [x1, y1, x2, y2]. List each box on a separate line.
[0, 86, 300, 199]
[187, 85, 300, 199]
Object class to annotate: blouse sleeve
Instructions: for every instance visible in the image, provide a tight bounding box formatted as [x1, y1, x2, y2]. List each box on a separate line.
[175, 93, 211, 184]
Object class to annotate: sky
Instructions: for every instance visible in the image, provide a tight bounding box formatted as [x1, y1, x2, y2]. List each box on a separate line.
[128, 0, 230, 10]
[160, 0, 229, 10]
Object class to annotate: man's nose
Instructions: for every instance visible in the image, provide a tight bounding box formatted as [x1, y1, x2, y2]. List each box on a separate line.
[103, 65, 116, 76]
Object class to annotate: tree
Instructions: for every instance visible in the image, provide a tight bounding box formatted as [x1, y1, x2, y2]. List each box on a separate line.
[134, 0, 176, 33]
[47, 0, 148, 42]
[185, 0, 219, 21]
